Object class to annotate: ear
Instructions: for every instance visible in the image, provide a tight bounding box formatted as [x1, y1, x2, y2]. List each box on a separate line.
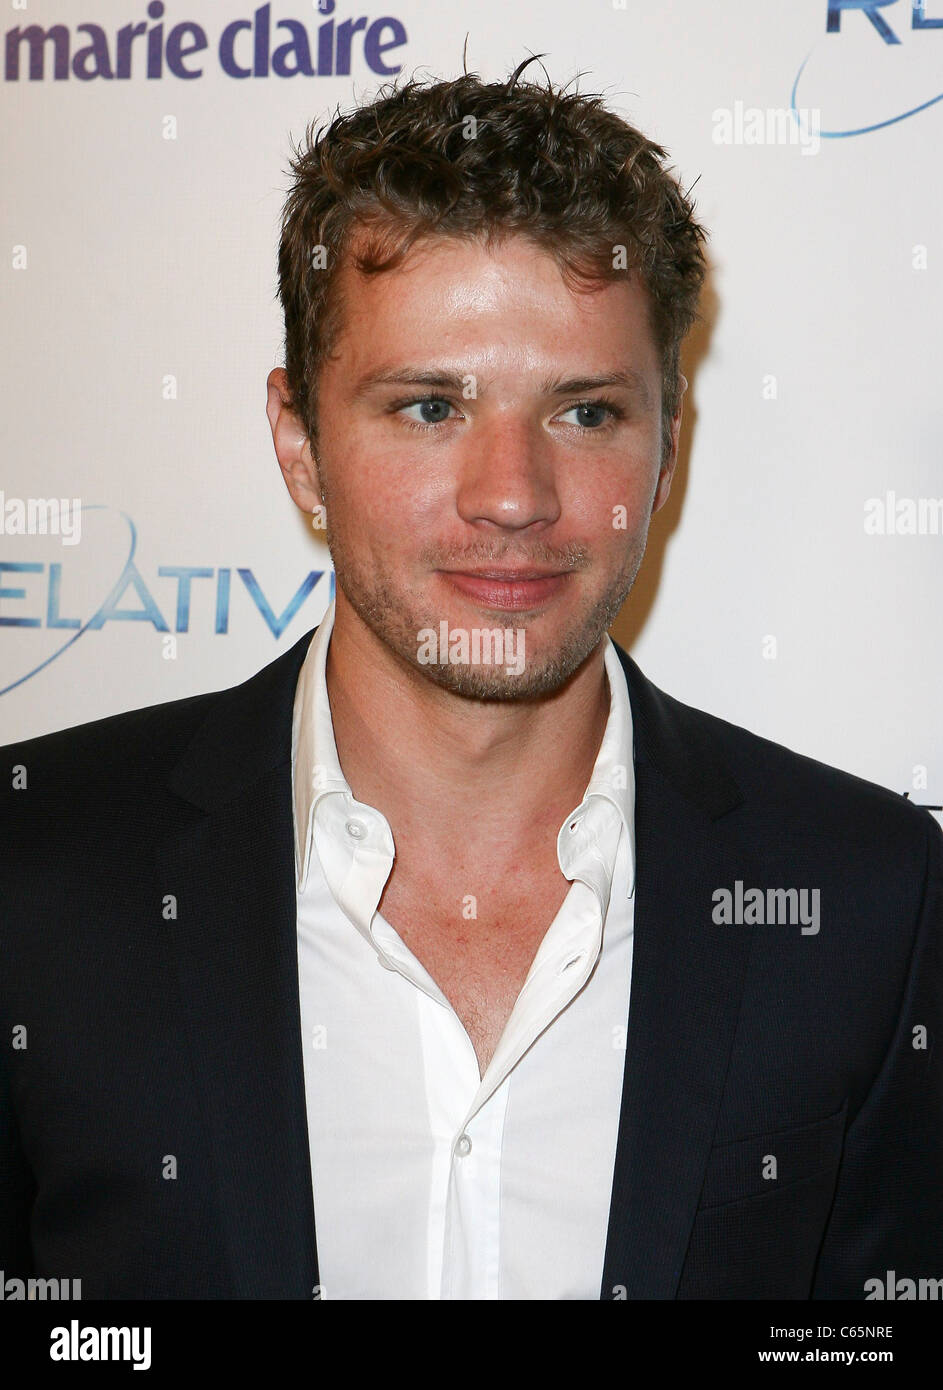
[265, 367, 322, 514]
[651, 373, 686, 515]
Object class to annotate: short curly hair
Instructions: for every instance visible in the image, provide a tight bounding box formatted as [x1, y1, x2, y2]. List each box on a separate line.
[276, 55, 708, 463]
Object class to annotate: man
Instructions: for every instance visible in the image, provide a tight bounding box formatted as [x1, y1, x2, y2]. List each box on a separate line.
[1, 60, 941, 1301]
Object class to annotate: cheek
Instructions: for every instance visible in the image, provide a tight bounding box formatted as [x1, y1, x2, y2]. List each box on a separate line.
[326, 439, 445, 548]
[564, 463, 655, 542]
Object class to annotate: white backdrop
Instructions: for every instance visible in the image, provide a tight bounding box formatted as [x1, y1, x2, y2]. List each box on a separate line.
[2, 0, 940, 819]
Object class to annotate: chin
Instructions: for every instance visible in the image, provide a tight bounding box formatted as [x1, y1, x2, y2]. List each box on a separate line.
[409, 637, 596, 703]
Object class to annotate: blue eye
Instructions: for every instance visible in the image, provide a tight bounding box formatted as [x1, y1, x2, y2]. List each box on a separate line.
[392, 394, 624, 433]
[400, 397, 455, 427]
[559, 401, 620, 429]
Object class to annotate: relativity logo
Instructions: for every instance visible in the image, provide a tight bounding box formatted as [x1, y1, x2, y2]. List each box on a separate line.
[792, 1, 943, 137]
[0, 505, 332, 695]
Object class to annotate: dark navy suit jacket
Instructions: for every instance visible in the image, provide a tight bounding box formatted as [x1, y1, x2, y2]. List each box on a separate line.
[1, 627, 941, 1298]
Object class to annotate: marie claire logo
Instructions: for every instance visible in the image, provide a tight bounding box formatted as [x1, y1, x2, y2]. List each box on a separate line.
[417, 622, 526, 676]
[0, 505, 331, 695]
[4, 1, 408, 83]
[793, 1, 943, 138]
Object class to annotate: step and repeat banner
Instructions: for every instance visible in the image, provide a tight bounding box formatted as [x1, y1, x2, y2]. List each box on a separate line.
[2, 0, 940, 816]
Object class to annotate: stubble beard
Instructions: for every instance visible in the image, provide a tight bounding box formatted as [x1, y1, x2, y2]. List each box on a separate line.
[324, 510, 649, 702]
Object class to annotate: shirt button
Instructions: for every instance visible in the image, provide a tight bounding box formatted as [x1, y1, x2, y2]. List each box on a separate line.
[455, 1134, 472, 1158]
[345, 819, 367, 839]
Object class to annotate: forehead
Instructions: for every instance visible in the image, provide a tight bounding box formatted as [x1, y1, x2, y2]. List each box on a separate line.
[324, 227, 659, 378]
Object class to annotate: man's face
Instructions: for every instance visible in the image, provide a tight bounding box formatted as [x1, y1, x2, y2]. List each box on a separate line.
[272, 230, 682, 700]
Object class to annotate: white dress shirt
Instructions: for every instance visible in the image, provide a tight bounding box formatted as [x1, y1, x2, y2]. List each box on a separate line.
[291, 599, 636, 1299]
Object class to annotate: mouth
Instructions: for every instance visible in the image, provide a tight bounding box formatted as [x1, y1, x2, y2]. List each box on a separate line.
[437, 568, 571, 611]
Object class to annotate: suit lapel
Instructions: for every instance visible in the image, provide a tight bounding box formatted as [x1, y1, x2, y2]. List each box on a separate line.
[600, 645, 751, 1299]
[164, 629, 319, 1297]
[161, 627, 751, 1300]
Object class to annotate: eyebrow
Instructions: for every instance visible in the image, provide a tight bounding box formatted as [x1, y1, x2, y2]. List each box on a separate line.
[351, 365, 653, 407]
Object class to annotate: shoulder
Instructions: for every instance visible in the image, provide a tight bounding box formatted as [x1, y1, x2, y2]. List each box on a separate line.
[0, 625, 317, 840]
[616, 642, 941, 870]
[0, 684, 222, 851]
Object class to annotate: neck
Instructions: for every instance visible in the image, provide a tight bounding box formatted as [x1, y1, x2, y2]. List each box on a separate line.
[324, 594, 611, 854]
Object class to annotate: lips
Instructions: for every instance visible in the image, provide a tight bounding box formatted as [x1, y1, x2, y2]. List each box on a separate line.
[439, 569, 570, 610]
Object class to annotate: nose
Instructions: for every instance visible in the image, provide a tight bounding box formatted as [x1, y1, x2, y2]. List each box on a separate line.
[453, 416, 562, 532]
